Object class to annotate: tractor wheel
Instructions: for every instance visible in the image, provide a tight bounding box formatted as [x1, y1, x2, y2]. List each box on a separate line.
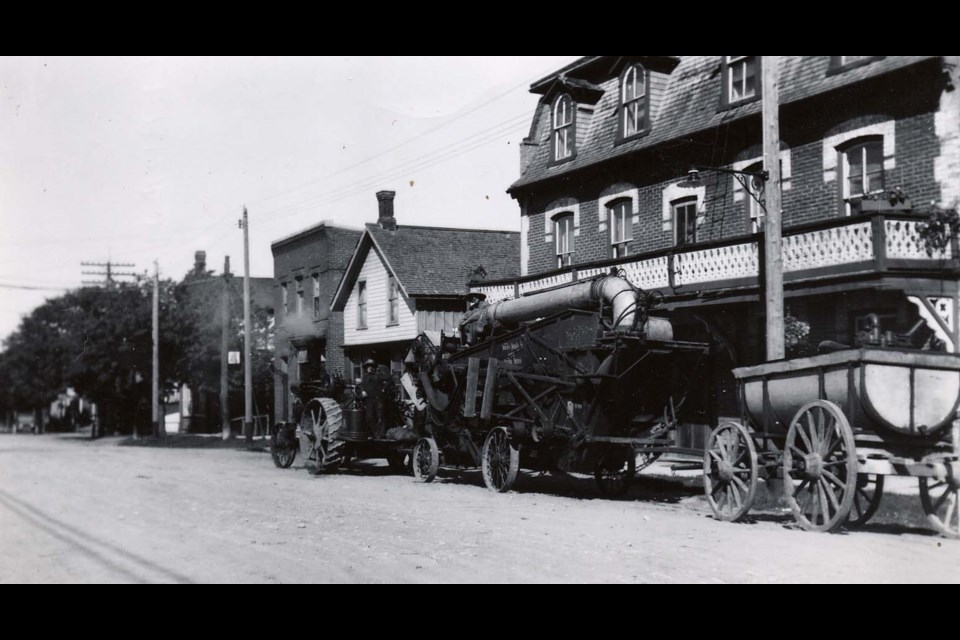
[300, 398, 344, 473]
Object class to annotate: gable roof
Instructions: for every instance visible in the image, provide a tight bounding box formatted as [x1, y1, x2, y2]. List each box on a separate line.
[331, 223, 520, 309]
[510, 55, 941, 192]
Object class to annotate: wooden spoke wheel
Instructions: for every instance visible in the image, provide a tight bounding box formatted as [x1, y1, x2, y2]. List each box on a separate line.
[846, 474, 885, 528]
[783, 400, 858, 532]
[481, 427, 520, 493]
[702, 421, 758, 522]
[386, 450, 410, 475]
[411, 438, 439, 483]
[594, 446, 636, 497]
[270, 423, 298, 469]
[919, 465, 960, 539]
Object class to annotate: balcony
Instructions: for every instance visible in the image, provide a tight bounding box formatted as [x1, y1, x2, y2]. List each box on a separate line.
[470, 213, 959, 305]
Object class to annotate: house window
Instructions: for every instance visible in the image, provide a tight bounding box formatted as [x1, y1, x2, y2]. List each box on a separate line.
[295, 279, 304, 315]
[829, 56, 882, 74]
[841, 138, 884, 214]
[674, 197, 699, 246]
[621, 64, 647, 138]
[280, 284, 288, 319]
[552, 94, 575, 162]
[608, 199, 633, 258]
[387, 275, 399, 325]
[725, 56, 759, 104]
[357, 280, 367, 329]
[312, 275, 321, 318]
[554, 213, 575, 267]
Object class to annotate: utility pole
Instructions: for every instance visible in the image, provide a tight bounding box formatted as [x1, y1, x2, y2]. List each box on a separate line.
[762, 56, 785, 361]
[221, 256, 231, 441]
[81, 260, 137, 287]
[152, 259, 163, 438]
[240, 208, 253, 445]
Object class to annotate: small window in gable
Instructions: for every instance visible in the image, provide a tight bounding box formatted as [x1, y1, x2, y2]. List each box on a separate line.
[387, 275, 399, 326]
[552, 94, 575, 162]
[840, 137, 884, 215]
[357, 280, 367, 329]
[620, 64, 648, 139]
[554, 213, 575, 268]
[673, 197, 700, 246]
[723, 56, 760, 106]
[608, 199, 633, 258]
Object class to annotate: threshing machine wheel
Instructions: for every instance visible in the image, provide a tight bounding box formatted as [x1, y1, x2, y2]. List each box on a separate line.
[270, 423, 298, 469]
[846, 473, 884, 528]
[919, 462, 960, 539]
[702, 421, 758, 522]
[411, 437, 439, 483]
[481, 427, 520, 493]
[386, 450, 410, 475]
[594, 446, 636, 497]
[783, 400, 858, 532]
[301, 398, 344, 474]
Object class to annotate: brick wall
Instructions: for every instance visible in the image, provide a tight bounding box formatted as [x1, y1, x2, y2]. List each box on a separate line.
[519, 61, 949, 277]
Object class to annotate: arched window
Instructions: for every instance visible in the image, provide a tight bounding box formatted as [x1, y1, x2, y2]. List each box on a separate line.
[608, 199, 633, 258]
[841, 137, 884, 214]
[552, 94, 575, 161]
[554, 213, 575, 267]
[621, 64, 647, 138]
[673, 196, 699, 246]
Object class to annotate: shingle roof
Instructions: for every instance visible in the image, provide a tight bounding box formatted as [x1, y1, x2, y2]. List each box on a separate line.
[510, 55, 940, 191]
[367, 224, 520, 296]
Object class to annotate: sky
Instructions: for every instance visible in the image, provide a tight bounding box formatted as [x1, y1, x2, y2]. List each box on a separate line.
[0, 56, 578, 343]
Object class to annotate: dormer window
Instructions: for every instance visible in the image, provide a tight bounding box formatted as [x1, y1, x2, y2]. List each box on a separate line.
[552, 94, 575, 162]
[723, 56, 760, 106]
[620, 64, 648, 140]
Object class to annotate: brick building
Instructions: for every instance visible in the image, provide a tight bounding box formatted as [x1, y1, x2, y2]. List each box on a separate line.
[471, 55, 960, 414]
[271, 221, 363, 424]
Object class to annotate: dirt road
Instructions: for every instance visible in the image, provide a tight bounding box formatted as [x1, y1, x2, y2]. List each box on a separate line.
[0, 433, 956, 583]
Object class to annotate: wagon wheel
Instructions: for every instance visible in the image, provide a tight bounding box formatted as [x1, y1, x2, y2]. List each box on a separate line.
[783, 400, 858, 532]
[300, 398, 344, 474]
[702, 421, 758, 522]
[411, 438, 439, 483]
[846, 474, 885, 528]
[270, 423, 298, 469]
[594, 446, 636, 497]
[919, 464, 960, 539]
[386, 450, 410, 475]
[481, 427, 520, 492]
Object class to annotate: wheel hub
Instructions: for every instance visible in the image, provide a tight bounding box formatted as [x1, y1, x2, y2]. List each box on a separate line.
[803, 453, 823, 480]
[718, 460, 735, 482]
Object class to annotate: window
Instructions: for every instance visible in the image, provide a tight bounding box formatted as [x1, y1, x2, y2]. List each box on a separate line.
[280, 283, 288, 318]
[724, 56, 759, 105]
[295, 279, 304, 315]
[829, 56, 882, 74]
[357, 280, 367, 329]
[552, 94, 575, 162]
[841, 138, 884, 214]
[387, 275, 399, 325]
[674, 197, 699, 246]
[554, 214, 575, 267]
[312, 275, 320, 318]
[620, 64, 647, 139]
[608, 199, 633, 258]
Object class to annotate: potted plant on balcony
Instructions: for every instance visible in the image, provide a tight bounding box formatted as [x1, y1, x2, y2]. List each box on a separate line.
[847, 187, 912, 214]
[918, 205, 960, 256]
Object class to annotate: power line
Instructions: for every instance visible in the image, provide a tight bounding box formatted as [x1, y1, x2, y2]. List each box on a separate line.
[80, 260, 138, 288]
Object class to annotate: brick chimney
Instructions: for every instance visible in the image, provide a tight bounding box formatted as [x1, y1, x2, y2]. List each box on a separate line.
[376, 190, 397, 231]
[194, 250, 207, 273]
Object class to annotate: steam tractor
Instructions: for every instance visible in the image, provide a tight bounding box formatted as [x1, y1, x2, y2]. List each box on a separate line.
[409, 271, 717, 495]
[270, 373, 434, 478]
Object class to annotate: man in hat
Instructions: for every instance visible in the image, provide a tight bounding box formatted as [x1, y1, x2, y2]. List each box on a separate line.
[360, 359, 392, 438]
